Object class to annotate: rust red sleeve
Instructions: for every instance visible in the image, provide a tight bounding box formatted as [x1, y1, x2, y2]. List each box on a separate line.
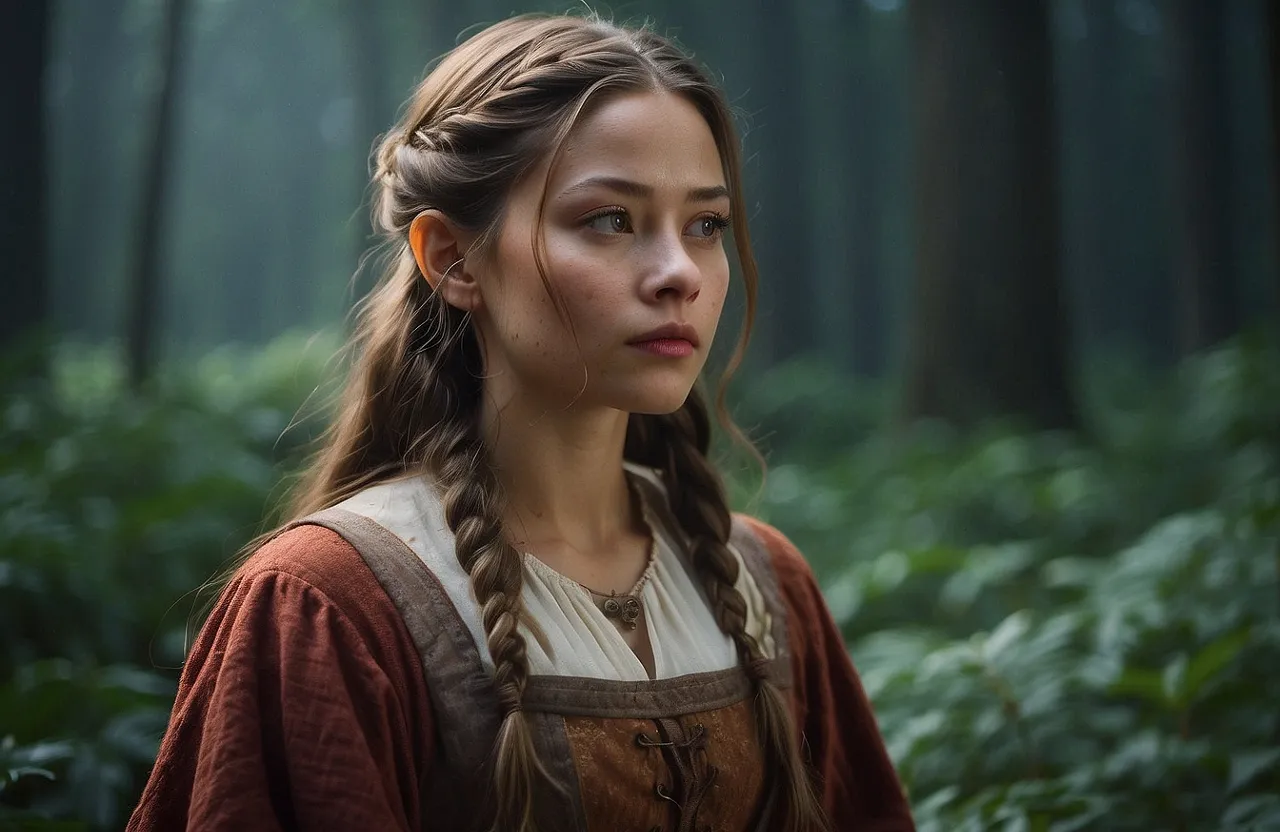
[742, 516, 916, 832]
[127, 526, 434, 831]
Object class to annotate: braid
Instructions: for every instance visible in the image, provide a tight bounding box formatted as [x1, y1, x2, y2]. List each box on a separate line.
[437, 444, 543, 832]
[628, 392, 830, 832]
[425, 385, 543, 832]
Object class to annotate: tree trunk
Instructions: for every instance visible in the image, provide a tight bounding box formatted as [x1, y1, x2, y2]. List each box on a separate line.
[1269, 0, 1280, 308]
[797, 0, 865, 374]
[127, 0, 192, 387]
[56, 0, 128, 339]
[1168, 0, 1238, 353]
[344, 0, 391, 298]
[847, 0, 887, 378]
[1072, 0, 1121, 346]
[0, 0, 50, 349]
[747, 1, 812, 364]
[900, 0, 1078, 430]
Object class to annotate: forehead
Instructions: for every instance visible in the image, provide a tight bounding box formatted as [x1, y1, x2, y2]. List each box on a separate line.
[549, 91, 726, 194]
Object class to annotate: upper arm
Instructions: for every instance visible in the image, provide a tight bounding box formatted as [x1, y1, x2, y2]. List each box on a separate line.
[741, 517, 916, 832]
[128, 530, 432, 832]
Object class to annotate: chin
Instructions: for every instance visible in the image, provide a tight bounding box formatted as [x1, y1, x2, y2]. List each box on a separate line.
[591, 363, 705, 415]
[612, 384, 698, 416]
[629, 401, 690, 417]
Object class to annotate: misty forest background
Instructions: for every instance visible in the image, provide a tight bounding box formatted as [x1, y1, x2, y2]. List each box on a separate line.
[3, 0, 1280, 830]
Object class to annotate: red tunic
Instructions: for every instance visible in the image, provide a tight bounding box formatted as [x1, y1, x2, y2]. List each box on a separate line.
[127, 516, 913, 831]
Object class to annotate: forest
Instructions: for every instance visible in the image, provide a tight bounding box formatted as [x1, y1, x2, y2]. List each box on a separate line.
[2, 0, 1279, 829]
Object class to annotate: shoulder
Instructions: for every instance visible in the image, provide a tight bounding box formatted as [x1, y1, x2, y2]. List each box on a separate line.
[190, 521, 428, 725]
[237, 521, 368, 598]
[734, 518, 914, 826]
[733, 514, 822, 602]
[732, 514, 838, 655]
[134, 524, 433, 831]
[220, 521, 413, 667]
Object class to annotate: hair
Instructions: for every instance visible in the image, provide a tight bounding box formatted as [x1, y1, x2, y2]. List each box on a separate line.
[277, 13, 826, 832]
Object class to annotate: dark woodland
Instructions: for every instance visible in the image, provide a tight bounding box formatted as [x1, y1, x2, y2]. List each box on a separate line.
[2, 1, 1278, 828]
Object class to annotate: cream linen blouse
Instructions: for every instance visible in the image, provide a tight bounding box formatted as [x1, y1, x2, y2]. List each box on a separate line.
[335, 463, 774, 681]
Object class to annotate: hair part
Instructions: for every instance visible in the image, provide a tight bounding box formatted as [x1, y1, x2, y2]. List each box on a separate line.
[259, 13, 825, 832]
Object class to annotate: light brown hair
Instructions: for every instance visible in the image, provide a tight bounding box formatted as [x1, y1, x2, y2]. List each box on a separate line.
[283, 13, 826, 832]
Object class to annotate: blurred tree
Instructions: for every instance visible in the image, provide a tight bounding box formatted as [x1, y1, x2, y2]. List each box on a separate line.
[901, 0, 1078, 430]
[743, 0, 812, 363]
[1065, 0, 1122, 346]
[343, 0, 393, 295]
[865, 7, 914, 379]
[0, 0, 51, 349]
[1168, 0, 1238, 353]
[798, 0, 889, 377]
[1058, 1, 1180, 364]
[1270, 0, 1280, 300]
[53, 0, 129, 339]
[846, 3, 908, 379]
[794, 0, 856, 373]
[127, 0, 192, 386]
[846, 15, 889, 380]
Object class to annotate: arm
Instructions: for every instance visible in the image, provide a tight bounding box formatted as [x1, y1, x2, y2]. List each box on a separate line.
[743, 517, 915, 832]
[127, 527, 433, 832]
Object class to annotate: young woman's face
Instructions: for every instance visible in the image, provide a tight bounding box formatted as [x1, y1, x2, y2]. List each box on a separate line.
[472, 90, 732, 416]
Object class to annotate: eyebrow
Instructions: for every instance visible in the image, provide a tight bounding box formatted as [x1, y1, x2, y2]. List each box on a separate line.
[561, 175, 730, 203]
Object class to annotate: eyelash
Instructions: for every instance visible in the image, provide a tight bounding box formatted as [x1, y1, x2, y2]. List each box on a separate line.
[700, 212, 731, 236]
[582, 207, 630, 232]
[581, 208, 732, 239]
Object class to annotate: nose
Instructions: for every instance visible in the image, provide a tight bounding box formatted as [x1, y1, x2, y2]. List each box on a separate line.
[639, 233, 701, 304]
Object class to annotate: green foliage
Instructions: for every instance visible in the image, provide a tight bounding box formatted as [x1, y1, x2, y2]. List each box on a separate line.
[0, 335, 336, 829]
[1, 333, 1277, 830]
[739, 336, 1280, 830]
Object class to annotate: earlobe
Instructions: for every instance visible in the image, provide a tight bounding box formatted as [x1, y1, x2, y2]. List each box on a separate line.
[408, 210, 483, 312]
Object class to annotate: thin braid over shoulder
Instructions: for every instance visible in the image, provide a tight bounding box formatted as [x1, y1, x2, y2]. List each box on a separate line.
[627, 392, 829, 832]
[430, 421, 546, 832]
[433, 433, 523, 698]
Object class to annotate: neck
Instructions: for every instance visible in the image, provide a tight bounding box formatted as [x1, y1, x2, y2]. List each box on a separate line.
[482, 392, 634, 556]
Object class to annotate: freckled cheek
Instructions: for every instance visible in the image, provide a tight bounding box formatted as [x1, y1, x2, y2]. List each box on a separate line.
[546, 263, 615, 323]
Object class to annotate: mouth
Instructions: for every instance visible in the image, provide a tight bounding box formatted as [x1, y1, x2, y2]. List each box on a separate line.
[628, 323, 700, 358]
[629, 322, 700, 348]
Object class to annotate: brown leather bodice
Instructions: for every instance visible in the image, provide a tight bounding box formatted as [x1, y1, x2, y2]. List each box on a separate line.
[296, 506, 791, 832]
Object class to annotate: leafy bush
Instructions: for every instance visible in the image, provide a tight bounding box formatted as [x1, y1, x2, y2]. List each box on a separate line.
[740, 337, 1280, 830]
[1, 333, 1276, 830]
[0, 335, 335, 829]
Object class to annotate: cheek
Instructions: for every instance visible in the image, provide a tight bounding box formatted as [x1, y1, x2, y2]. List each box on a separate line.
[546, 256, 619, 326]
[573, 281, 600, 306]
[490, 247, 557, 331]
[705, 261, 731, 310]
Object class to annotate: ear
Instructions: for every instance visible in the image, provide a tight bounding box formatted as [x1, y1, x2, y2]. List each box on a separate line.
[408, 210, 483, 312]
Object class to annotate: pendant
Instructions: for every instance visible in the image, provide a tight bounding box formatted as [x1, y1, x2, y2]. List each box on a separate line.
[602, 594, 642, 630]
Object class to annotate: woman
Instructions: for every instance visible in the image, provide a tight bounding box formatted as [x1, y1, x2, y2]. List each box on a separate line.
[129, 14, 913, 832]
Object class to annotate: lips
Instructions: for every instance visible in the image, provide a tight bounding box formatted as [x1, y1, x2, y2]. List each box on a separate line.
[628, 322, 700, 348]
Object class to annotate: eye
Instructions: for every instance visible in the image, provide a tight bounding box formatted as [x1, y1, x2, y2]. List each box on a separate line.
[685, 212, 730, 241]
[585, 210, 632, 235]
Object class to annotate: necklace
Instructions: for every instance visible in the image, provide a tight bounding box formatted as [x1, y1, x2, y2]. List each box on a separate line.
[576, 552, 654, 630]
[574, 479, 658, 631]
[521, 474, 657, 631]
